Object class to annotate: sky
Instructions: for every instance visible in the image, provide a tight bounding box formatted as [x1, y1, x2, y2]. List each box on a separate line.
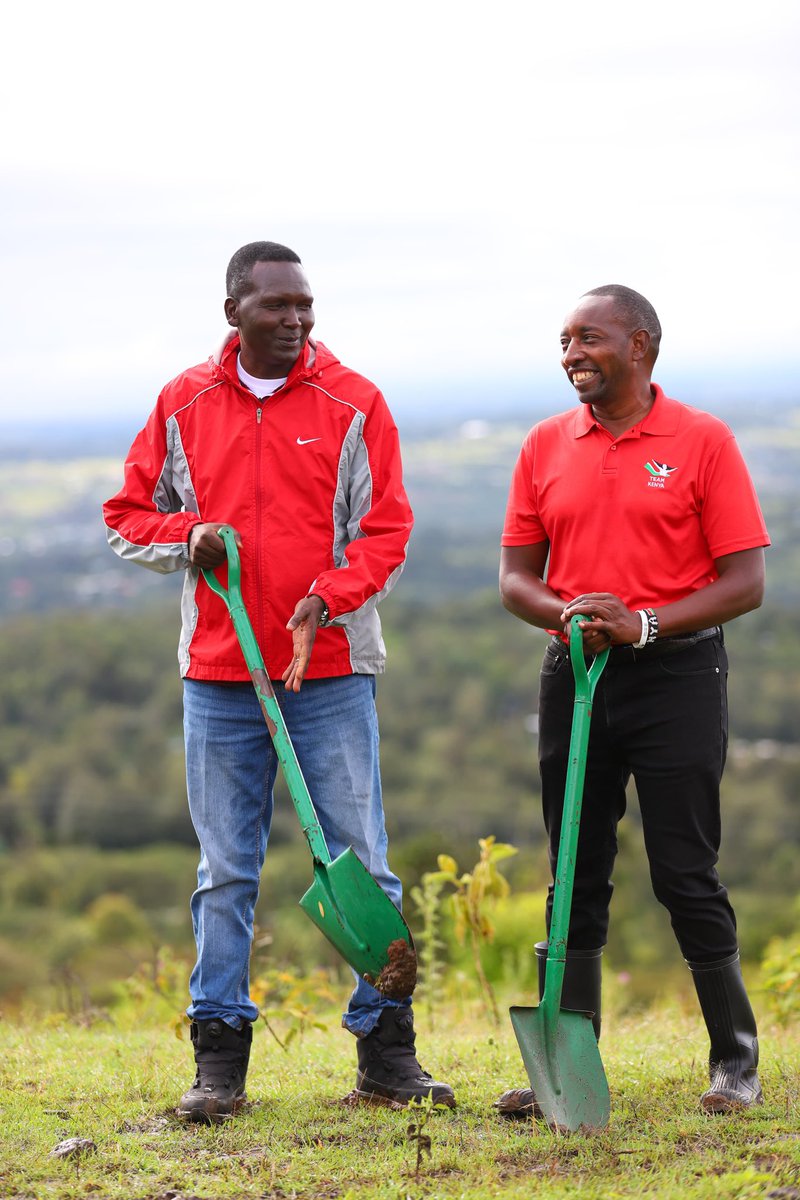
[1, 0, 798, 426]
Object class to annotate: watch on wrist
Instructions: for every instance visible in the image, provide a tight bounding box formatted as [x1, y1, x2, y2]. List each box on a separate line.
[316, 599, 331, 627]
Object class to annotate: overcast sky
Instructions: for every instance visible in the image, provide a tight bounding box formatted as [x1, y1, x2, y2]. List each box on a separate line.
[1, 0, 798, 425]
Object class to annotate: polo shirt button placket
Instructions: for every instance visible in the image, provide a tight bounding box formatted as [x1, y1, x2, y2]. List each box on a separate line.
[604, 443, 618, 472]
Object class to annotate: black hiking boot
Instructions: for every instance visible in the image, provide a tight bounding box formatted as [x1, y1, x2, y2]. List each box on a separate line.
[687, 951, 764, 1113]
[178, 1018, 252, 1123]
[495, 942, 602, 1119]
[351, 1006, 455, 1108]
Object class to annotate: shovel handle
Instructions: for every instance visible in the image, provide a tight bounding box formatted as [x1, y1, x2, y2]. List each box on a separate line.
[542, 616, 609, 1012]
[201, 526, 333, 866]
[568, 615, 610, 705]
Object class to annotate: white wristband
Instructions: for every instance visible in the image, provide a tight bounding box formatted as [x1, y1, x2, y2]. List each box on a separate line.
[633, 609, 649, 649]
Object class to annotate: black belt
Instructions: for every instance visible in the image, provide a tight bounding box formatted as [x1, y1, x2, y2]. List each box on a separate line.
[550, 626, 722, 663]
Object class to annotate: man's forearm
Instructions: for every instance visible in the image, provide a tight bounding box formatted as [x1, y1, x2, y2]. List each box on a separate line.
[653, 548, 766, 637]
[499, 543, 563, 630]
[500, 569, 565, 630]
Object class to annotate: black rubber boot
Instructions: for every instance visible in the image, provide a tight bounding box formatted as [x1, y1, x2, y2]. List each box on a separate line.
[687, 950, 763, 1113]
[352, 1006, 455, 1108]
[495, 942, 603, 1119]
[178, 1018, 253, 1122]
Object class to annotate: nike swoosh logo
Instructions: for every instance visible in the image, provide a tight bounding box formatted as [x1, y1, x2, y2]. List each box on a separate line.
[296, 437, 321, 445]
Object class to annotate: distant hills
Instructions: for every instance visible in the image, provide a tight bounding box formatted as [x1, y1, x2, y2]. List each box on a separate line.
[1, 375, 797, 459]
[0, 399, 797, 620]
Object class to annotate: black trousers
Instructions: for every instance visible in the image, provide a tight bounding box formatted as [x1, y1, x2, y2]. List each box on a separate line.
[538, 632, 738, 963]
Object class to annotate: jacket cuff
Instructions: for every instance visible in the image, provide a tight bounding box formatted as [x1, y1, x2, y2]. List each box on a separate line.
[308, 583, 334, 624]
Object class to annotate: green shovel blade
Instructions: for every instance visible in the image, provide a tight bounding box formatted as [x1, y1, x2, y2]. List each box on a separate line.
[299, 847, 413, 985]
[509, 1003, 610, 1131]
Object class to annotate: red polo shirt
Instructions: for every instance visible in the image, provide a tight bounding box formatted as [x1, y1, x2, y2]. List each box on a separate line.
[502, 385, 770, 611]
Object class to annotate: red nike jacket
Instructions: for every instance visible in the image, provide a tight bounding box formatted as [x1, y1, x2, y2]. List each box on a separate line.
[103, 337, 413, 681]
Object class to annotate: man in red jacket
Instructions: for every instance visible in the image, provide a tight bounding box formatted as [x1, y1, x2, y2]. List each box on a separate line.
[104, 241, 454, 1121]
[496, 284, 768, 1118]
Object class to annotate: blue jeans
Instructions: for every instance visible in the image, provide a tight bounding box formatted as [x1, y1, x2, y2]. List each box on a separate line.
[183, 674, 406, 1035]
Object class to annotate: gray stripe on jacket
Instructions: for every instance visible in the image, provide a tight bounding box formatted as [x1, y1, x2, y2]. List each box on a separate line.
[327, 411, 408, 674]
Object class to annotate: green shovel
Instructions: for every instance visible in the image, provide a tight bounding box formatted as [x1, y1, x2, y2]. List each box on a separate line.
[202, 526, 414, 995]
[509, 615, 611, 1131]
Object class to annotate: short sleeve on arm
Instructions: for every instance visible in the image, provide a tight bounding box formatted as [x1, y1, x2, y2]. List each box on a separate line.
[501, 434, 548, 546]
[700, 435, 770, 558]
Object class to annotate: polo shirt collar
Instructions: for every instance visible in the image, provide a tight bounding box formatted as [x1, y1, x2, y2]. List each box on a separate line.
[572, 383, 681, 439]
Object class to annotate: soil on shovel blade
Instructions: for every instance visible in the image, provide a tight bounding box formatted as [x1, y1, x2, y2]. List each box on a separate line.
[367, 938, 417, 999]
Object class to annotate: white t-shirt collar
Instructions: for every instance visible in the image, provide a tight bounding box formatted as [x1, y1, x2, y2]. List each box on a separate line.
[237, 355, 287, 400]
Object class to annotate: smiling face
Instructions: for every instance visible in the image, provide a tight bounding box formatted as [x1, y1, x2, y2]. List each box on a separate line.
[224, 260, 315, 378]
[559, 294, 648, 412]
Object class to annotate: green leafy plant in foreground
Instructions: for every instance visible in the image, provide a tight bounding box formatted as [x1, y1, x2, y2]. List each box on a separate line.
[409, 869, 447, 1028]
[405, 1093, 437, 1181]
[427, 836, 518, 1026]
[250, 965, 337, 1049]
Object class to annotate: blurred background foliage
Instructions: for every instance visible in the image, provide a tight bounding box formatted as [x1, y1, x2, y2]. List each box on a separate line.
[0, 412, 798, 1015]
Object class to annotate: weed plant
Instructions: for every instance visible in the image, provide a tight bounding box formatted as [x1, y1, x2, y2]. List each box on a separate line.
[428, 837, 519, 1027]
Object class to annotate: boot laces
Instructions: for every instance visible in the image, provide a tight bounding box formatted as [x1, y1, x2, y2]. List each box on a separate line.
[193, 1053, 245, 1090]
[376, 1030, 432, 1081]
[193, 1025, 248, 1089]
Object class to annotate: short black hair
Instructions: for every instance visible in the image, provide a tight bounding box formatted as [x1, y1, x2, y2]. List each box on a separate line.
[226, 241, 302, 300]
[583, 284, 662, 361]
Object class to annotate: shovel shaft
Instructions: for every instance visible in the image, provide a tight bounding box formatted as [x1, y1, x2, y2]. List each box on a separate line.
[508, 620, 611, 1131]
[548, 698, 591, 954]
[202, 527, 332, 866]
[541, 617, 609, 1014]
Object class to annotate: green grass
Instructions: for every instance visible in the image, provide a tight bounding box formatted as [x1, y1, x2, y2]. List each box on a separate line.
[1, 996, 799, 1200]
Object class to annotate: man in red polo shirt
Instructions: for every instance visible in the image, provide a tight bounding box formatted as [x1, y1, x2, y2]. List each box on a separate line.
[497, 284, 769, 1116]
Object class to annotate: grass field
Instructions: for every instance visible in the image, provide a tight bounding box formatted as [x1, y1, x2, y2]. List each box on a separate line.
[2, 993, 798, 1200]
